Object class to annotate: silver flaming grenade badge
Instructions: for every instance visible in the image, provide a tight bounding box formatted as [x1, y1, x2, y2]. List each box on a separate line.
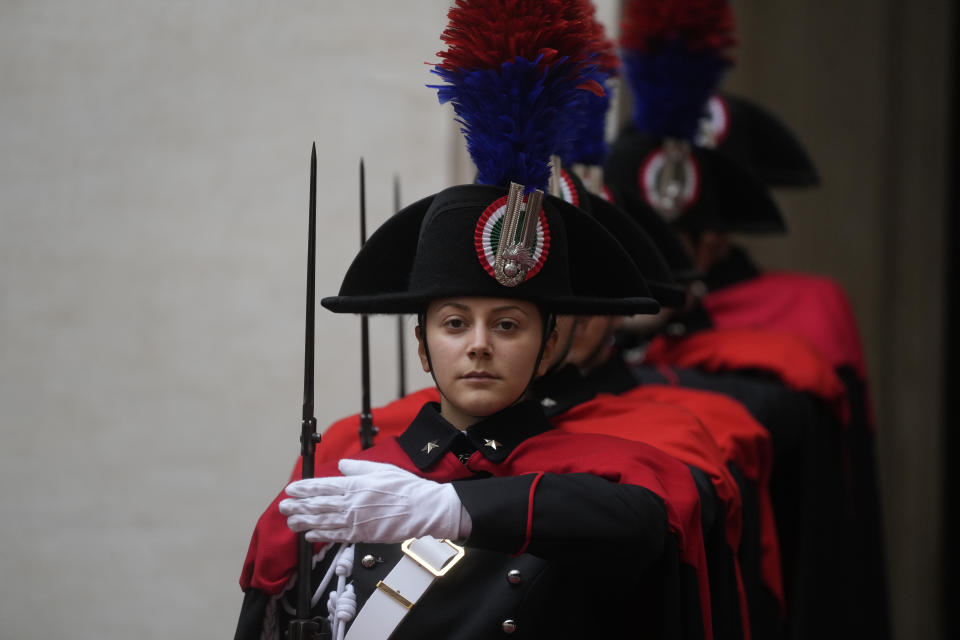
[494, 182, 544, 287]
[641, 138, 700, 222]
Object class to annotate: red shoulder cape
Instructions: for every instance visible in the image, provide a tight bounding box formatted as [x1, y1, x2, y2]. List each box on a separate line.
[618, 384, 782, 609]
[554, 393, 751, 636]
[644, 327, 850, 425]
[314, 388, 439, 464]
[555, 394, 741, 551]
[702, 271, 866, 379]
[310, 386, 738, 560]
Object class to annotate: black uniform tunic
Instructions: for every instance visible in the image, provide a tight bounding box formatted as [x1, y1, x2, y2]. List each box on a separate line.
[632, 341, 848, 640]
[700, 246, 890, 640]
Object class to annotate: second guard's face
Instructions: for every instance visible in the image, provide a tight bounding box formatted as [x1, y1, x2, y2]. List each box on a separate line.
[564, 315, 621, 371]
[417, 297, 555, 429]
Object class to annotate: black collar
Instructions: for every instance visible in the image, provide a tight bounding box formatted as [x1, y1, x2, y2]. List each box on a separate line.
[584, 356, 638, 396]
[532, 358, 639, 418]
[703, 244, 761, 291]
[397, 399, 554, 470]
[532, 364, 596, 417]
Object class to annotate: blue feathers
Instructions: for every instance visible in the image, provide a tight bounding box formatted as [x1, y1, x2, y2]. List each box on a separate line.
[622, 41, 730, 140]
[431, 56, 598, 191]
[565, 85, 612, 166]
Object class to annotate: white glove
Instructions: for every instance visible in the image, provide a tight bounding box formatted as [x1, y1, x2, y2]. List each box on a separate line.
[279, 459, 470, 544]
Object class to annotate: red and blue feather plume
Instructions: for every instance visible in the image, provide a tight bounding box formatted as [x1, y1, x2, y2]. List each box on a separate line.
[563, 4, 620, 167]
[431, 0, 607, 191]
[620, 0, 736, 140]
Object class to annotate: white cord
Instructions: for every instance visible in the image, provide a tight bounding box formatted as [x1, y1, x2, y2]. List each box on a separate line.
[277, 545, 335, 616]
[259, 543, 357, 638]
[328, 583, 357, 640]
[327, 544, 357, 639]
[311, 544, 342, 609]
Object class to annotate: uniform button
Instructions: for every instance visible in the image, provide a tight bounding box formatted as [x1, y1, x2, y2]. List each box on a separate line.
[502, 619, 517, 634]
[506, 569, 522, 585]
[361, 554, 377, 569]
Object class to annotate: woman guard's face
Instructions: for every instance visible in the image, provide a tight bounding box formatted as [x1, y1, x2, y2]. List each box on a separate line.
[417, 297, 556, 429]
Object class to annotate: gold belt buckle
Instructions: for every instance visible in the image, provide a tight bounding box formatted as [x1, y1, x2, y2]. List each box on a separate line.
[400, 538, 465, 577]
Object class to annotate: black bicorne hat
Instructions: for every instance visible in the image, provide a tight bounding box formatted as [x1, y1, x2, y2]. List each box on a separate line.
[605, 127, 787, 236]
[321, 184, 659, 316]
[604, 181, 700, 285]
[697, 93, 820, 188]
[556, 168, 687, 308]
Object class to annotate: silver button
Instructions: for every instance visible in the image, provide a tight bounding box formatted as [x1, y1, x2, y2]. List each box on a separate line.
[506, 569, 522, 585]
[361, 554, 377, 569]
[502, 619, 517, 634]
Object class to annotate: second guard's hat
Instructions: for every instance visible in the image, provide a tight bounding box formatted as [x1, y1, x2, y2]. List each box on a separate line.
[552, 166, 688, 307]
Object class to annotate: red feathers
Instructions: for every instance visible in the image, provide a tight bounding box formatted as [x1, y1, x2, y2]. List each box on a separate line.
[620, 0, 736, 56]
[583, 0, 620, 74]
[436, 0, 603, 77]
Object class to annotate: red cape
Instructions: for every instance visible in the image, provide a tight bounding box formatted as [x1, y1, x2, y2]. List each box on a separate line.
[643, 327, 850, 425]
[556, 391, 752, 639]
[557, 393, 741, 551]
[702, 271, 866, 380]
[621, 384, 782, 609]
[307, 385, 740, 564]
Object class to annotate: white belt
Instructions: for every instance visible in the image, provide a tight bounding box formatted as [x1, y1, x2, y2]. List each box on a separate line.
[345, 536, 465, 639]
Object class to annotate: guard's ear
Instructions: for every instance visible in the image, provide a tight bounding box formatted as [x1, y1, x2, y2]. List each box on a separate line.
[415, 324, 431, 373]
[535, 325, 560, 377]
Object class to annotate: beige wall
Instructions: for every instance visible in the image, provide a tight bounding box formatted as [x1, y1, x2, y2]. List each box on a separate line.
[0, 2, 450, 638]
